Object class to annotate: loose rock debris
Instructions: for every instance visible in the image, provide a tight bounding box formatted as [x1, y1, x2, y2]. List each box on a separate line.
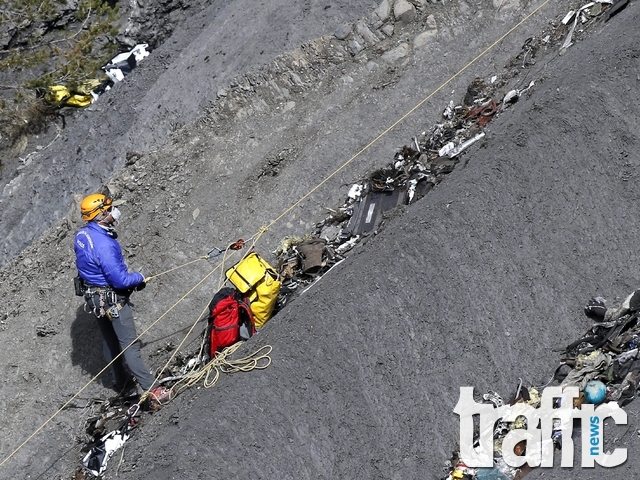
[272, 72, 514, 307]
[68, 1, 631, 476]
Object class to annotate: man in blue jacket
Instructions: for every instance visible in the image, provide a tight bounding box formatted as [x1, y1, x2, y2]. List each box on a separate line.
[74, 193, 156, 396]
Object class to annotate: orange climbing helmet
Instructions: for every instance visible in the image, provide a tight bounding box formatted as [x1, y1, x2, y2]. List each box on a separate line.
[80, 193, 112, 221]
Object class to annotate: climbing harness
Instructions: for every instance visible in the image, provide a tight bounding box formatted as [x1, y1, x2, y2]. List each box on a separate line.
[82, 287, 122, 319]
[2, 0, 558, 469]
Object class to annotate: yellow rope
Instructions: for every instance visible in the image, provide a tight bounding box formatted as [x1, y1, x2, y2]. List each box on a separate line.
[0, 256, 226, 468]
[140, 233, 270, 404]
[144, 255, 208, 283]
[139, 245, 238, 403]
[260, 0, 552, 233]
[0, 2, 552, 467]
[142, 225, 268, 283]
[168, 343, 273, 401]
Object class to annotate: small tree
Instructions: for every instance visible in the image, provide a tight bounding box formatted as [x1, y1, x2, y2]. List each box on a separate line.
[0, 0, 121, 155]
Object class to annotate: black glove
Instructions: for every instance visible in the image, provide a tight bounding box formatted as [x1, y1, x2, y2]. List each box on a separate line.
[135, 281, 146, 291]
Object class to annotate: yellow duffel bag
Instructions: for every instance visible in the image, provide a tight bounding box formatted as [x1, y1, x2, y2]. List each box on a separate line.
[225, 252, 281, 328]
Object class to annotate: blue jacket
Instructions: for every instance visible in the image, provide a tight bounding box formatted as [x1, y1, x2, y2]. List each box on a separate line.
[74, 221, 144, 290]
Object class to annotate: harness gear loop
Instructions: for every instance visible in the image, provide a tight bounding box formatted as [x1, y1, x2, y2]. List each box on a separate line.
[2, 0, 556, 465]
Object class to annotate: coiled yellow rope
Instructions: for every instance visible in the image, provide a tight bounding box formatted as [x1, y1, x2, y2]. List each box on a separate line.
[173, 343, 272, 396]
[0, 0, 554, 464]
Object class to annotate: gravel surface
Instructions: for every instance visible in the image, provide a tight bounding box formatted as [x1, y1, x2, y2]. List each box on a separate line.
[0, 0, 638, 478]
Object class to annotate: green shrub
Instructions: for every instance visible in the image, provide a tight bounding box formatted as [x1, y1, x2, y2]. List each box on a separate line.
[0, 0, 122, 150]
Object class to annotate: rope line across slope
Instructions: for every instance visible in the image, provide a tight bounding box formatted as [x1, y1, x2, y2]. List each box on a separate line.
[0, 2, 552, 468]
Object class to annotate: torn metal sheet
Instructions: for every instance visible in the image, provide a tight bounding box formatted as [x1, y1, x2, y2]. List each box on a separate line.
[561, 1, 610, 49]
[342, 188, 405, 236]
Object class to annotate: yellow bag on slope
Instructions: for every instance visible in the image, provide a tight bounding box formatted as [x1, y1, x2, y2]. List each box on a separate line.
[44, 85, 93, 107]
[225, 252, 280, 328]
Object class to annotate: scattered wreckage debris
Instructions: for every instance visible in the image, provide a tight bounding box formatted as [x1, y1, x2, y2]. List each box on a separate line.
[70, 2, 634, 476]
[556, 0, 632, 49]
[438, 6, 635, 475]
[560, 0, 613, 49]
[102, 44, 150, 84]
[73, 238, 280, 477]
[75, 339, 272, 478]
[441, 289, 640, 480]
[79, 403, 138, 478]
[272, 73, 511, 309]
[43, 44, 150, 109]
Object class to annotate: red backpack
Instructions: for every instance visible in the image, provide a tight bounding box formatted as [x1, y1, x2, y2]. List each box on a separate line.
[205, 287, 256, 358]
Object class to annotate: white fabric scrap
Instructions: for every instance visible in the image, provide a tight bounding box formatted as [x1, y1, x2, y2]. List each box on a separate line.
[105, 68, 125, 82]
[407, 179, 418, 203]
[443, 100, 455, 120]
[104, 44, 150, 83]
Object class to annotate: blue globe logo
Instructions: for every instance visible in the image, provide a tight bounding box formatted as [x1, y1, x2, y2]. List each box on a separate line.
[584, 380, 607, 404]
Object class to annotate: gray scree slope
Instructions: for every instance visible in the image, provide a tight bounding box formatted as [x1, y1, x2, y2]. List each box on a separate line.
[120, 6, 640, 479]
[0, 0, 638, 479]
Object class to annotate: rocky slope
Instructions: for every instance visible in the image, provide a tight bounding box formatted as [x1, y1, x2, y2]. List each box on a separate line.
[1, 0, 638, 479]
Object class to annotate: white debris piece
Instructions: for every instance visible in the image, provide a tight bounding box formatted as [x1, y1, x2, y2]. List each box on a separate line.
[439, 142, 455, 157]
[523, 80, 535, 92]
[561, 10, 576, 24]
[347, 183, 364, 200]
[503, 89, 519, 105]
[407, 179, 418, 203]
[448, 132, 485, 158]
[562, 2, 602, 49]
[335, 236, 360, 255]
[502, 80, 535, 109]
[443, 100, 455, 120]
[82, 428, 131, 477]
[104, 44, 150, 83]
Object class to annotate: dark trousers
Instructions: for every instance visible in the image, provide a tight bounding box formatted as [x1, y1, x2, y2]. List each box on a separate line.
[95, 298, 155, 391]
